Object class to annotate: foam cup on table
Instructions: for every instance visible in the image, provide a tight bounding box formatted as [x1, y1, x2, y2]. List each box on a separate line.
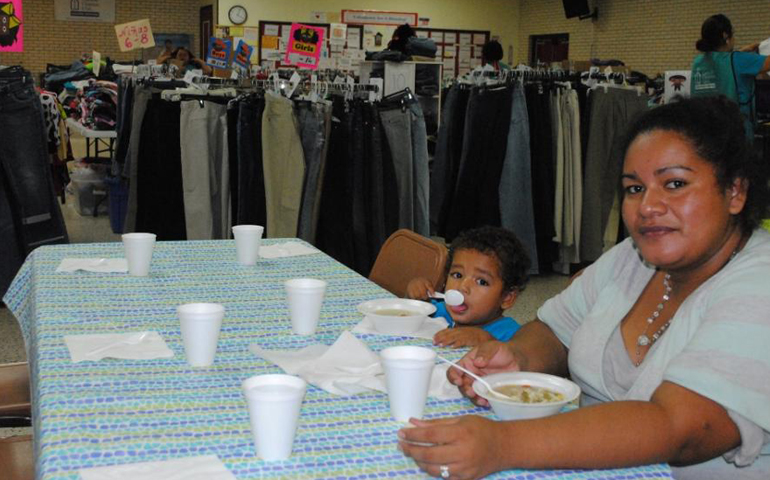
[380, 346, 436, 422]
[232, 225, 264, 265]
[121, 233, 156, 276]
[177, 303, 225, 367]
[242, 374, 307, 461]
[285, 278, 327, 335]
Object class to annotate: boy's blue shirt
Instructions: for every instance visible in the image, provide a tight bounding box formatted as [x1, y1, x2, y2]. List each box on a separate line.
[430, 299, 521, 341]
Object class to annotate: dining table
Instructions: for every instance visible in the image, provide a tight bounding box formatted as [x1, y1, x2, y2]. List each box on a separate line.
[3, 239, 674, 480]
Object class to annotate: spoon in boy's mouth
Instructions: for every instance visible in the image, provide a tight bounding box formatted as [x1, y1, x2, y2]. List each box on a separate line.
[431, 289, 464, 306]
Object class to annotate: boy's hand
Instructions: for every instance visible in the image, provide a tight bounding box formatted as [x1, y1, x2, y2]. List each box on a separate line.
[406, 277, 434, 300]
[433, 327, 493, 348]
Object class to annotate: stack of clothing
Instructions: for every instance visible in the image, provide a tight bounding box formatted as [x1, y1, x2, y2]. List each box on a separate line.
[76, 80, 118, 131]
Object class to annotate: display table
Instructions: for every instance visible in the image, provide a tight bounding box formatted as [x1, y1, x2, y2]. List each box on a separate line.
[3, 240, 673, 480]
[66, 117, 117, 159]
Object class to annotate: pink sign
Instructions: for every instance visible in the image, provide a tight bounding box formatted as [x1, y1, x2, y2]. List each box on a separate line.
[0, 0, 23, 52]
[284, 23, 324, 70]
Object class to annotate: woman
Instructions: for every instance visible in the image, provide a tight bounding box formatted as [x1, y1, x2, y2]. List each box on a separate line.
[156, 46, 213, 76]
[690, 14, 770, 135]
[481, 40, 509, 71]
[399, 96, 770, 479]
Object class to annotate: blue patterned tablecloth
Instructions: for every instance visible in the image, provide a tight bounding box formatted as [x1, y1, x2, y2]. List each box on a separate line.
[3, 240, 673, 480]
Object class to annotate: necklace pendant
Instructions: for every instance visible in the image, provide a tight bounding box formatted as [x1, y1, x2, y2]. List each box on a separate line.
[637, 334, 651, 347]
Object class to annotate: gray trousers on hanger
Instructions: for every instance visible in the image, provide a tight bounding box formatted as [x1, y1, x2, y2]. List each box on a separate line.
[262, 92, 305, 238]
[179, 100, 230, 240]
[580, 88, 648, 261]
[499, 84, 539, 274]
[408, 101, 430, 238]
[295, 101, 331, 244]
[380, 108, 414, 232]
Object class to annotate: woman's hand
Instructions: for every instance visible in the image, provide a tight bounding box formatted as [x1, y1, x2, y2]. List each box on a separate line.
[447, 341, 521, 407]
[398, 416, 506, 480]
[739, 42, 760, 52]
[406, 277, 435, 300]
[433, 327, 492, 348]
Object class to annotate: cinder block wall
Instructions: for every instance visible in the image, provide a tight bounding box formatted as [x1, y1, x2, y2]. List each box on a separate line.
[0, 1, 214, 78]
[517, 0, 770, 77]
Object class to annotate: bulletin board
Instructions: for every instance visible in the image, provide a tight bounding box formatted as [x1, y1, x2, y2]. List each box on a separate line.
[257, 20, 365, 71]
[415, 28, 490, 78]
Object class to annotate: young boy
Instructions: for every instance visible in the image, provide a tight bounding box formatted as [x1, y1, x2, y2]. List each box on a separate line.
[406, 226, 531, 348]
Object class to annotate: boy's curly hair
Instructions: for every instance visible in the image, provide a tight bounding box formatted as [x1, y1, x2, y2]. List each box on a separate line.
[446, 226, 531, 292]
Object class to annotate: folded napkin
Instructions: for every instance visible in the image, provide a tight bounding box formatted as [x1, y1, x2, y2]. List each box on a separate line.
[64, 331, 174, 363]
[250, 331, 461, 399]
[79, 454, 236, 480]
[259, 241, 320, 258]
[352, 315, 448, 340]
[56, 258, 128, 273]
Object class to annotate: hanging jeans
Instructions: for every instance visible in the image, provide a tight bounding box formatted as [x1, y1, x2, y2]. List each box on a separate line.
[444, 85, 513, 241]
[236, 97, 267, 229]
[0, 67, 68, 297]
[580, 88, 648, 261]
[134, 95, 186, 240]
[180, 100, 230, 240]
[124, 86, 152, 233]
[262, 92, 305, 238]
[408, 100, 430, 237]
[379, 105, 414, 232]
[295, 101, 331, 244]
[499, 84, 539, 274]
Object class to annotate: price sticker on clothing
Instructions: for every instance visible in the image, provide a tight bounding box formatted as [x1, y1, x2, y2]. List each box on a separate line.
[284, 23, 325, 70]
[114, 19, 155, 52]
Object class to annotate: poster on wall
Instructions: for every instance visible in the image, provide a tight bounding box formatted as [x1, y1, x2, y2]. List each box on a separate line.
[284, 23, 324, 70]
[664, 70, 691, 103]
[54, 0, 115, 22]
[206, 37, 233, 69]
[114, 19, 155, 52]
[146, 33, 192, 62]
[0, 0, 23, 52]
[232, 39, 254, 71]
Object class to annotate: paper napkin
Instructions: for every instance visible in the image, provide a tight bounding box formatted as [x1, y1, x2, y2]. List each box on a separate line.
[64, 331, 174, 362]
[258, 242, 320, 258]
[352, 315, 448, 339]
[78, 454, 236, 480]
[56, 258, 128, 273]
[250, 331, 461, 399]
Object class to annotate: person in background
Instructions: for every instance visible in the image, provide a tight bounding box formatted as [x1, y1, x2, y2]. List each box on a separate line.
[398, 96, 770, 479]
[388, 23, 417, 54]
[407, 226, 530, 348]
[156, 46, 213, 76]
[481, 40, 510, 71]
[690, 13, 770, 136]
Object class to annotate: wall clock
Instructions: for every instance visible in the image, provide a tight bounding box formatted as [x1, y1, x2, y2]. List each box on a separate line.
[228, 5, 248, 25]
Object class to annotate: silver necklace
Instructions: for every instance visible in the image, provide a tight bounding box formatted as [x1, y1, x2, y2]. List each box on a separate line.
[634, 247, 741, 366]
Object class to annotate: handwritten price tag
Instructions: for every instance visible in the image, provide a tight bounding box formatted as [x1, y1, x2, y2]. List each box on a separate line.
[114, 19, 155, 52]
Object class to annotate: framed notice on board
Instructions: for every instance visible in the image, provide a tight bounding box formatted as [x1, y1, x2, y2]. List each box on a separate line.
[54, 0, 115, 22]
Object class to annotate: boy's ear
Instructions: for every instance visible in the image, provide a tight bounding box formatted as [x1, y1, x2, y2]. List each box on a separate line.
[500, 289, 518, 310]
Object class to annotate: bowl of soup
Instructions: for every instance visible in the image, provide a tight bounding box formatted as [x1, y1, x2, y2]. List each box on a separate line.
[357, 299, 436, 334]
[472, 372, 581, 420]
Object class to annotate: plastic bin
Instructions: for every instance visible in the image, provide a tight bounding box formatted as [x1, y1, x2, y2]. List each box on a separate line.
[105, 176, 128, 234]
[68, 169, 108, 216]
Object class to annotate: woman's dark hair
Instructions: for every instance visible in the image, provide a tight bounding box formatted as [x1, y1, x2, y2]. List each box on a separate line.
[172, 47, 196, 60]
[620, 96, 770, 234]
[482, 40, 504, 63]
[388, 23, 416, 53]
[446, 226, 531, 292]
[696, 14, 733, 52]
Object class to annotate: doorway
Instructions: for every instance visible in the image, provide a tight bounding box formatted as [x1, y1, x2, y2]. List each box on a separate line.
[530, 34, 569, 67]
[200, 5, 213, 58]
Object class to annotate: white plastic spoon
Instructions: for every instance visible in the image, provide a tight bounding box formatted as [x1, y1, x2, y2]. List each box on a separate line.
[432, 289, 464, 306]
[85, 332, 150, 357]
[436, 355, 511, 400]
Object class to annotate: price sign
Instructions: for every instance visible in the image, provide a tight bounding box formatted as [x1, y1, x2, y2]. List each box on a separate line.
[114, 18, 155, 52]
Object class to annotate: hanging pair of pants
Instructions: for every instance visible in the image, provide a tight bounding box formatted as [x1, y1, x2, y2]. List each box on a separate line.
[134, 95, 187, 240]
[123, 86, 152, 233]
[445, 85, 513, 242]
[236, 97, 267, 229]
[499, 84, 539, 274]
[179, 100, 230, 240]
[0, 67, 68, 296]
[581, 88, 648, 261]
[262, 92, 305, 238]
[295, 101, 331, 244]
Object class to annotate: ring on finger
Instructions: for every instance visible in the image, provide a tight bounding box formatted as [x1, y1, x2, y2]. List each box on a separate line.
[439, 464, 450, 479]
